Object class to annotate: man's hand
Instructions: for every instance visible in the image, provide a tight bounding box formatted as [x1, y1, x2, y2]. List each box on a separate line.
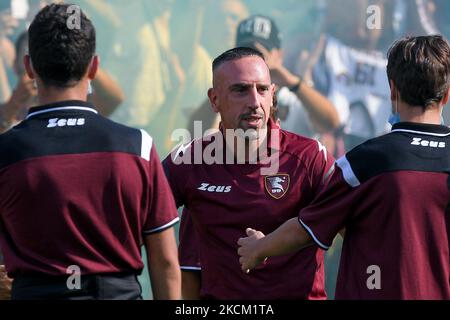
[11, 74, 38, 108]
[254, 43, 283, 71]
[0, 10, 18, 38]
[0, 265, 12, 300]
[237, 228, 266, 274]
[0, 74, 37, 131]
[254, 42, 300, 88]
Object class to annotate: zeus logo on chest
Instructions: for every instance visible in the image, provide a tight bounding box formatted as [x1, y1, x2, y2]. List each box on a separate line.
[197, 183, 232, 193]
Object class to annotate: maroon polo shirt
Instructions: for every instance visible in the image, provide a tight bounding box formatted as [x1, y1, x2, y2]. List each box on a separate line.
[0, 101, 179, 277]
[164, 120, 334, 299]
[300, 122, 450, 299]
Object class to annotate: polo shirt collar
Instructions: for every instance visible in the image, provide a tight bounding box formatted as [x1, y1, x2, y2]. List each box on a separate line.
[26, 100, 98, 119]
[391, 122, 450, 137]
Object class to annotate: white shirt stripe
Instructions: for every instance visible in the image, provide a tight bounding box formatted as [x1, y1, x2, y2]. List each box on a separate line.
[299, 219, 330, 250]
[140, 129, 153, 161]
[26, 106, 98, 119]
[391, 128, 450, 137]
[143, 217, 180, 235]
[180, 266, 202, 271]
[336, 155, 361, 187]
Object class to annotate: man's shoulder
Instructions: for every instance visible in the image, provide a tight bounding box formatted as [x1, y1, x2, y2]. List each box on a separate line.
[340, 128, 449, 185]
[96, 115, 142, 136]
[0, 120, 30, 149]
[335, 134, 394, 186]
[100, 115, 164, 150]
[280, 130, 328, 162]
[0, 115, 151, 170]
[345, 130, 420, 168]
[164, 130, 222, 163]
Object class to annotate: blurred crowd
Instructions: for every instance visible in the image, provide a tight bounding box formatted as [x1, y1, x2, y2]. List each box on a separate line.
[2, 1, 450, 151]
[1, 0, 450, 299]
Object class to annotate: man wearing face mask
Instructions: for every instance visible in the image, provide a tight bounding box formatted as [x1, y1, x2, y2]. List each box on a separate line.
[238, 35, 450, 299]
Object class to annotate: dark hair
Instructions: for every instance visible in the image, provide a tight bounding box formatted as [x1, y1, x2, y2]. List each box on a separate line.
[212, 47, 265, 72]
[28, 3, 96, 88]
[387, 35, 450, 108]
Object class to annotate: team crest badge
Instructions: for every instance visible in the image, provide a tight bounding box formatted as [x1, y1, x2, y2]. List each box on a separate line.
[264, 174, 290, 199]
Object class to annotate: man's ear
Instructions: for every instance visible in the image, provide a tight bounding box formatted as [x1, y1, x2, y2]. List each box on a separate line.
[270, 83, 276, 106]
[271, 83, 276, 97]
[24, 55, 35, 80]
[208, 88, 220, 113]
[389, 80, 397, 101]
[87, 55, 99, 80]
[442, 87, 450, 106]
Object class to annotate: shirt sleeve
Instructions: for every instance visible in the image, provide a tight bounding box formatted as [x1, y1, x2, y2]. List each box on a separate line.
[142, 145, 179, 235]
[162, 145, 191, 208]
[307, 140, 336, 196]
[178, 208, 201, 272]
[299, 159, 363, 250]
[163, 145, 200, 270]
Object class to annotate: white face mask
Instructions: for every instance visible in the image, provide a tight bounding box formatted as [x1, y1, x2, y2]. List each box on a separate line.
[87, 81, 93, 95]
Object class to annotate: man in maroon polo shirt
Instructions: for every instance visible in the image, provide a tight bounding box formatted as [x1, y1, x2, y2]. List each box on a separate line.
[238, 35, 450, 300]
[0, 4, 181, 300]
[163, 47, 335, 299]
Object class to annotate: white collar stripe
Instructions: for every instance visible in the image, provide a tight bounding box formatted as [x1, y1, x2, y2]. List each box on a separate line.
[26, 106, 98, 119]
[391, 128, 450, 137]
